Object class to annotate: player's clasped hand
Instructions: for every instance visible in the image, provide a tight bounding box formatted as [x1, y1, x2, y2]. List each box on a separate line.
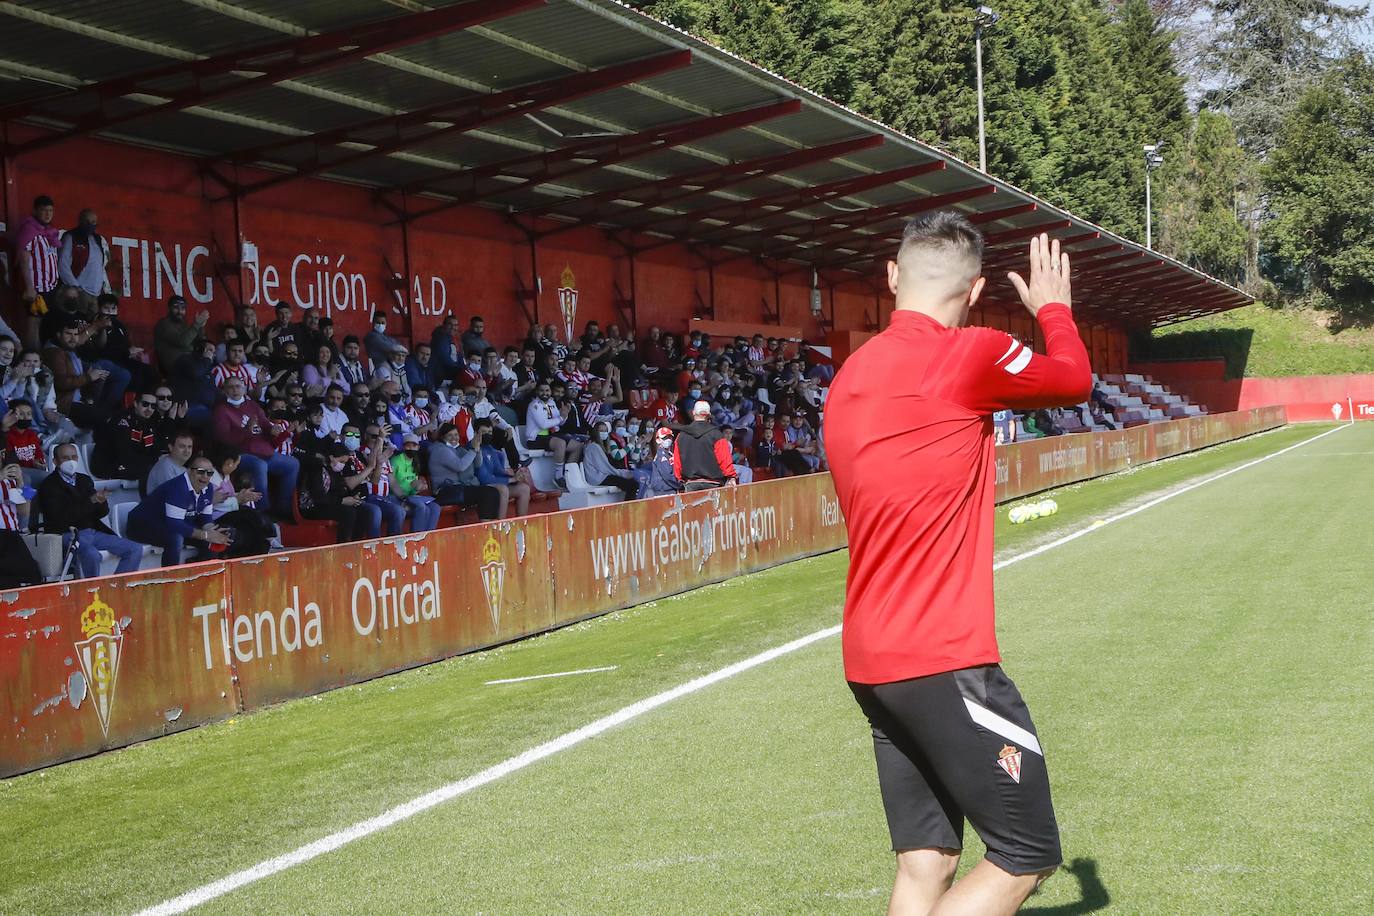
[1007, 233, 1072, 317]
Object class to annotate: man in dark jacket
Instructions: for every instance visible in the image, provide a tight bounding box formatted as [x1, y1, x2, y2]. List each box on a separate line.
[39, 442, 143, 578]
[672, 400, 737, 491]
[93, 392, 162, 480]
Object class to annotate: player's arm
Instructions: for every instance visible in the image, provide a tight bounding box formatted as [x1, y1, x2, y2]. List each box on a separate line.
[941, 235, 1092, 413]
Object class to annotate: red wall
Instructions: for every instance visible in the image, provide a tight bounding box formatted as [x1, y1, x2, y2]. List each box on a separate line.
[1140, 369, 1374, 422]
[3, 129, 1130, 369]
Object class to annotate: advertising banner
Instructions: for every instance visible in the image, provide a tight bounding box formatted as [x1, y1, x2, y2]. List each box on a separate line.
[226, 517, 555, 711]
[0, 407, 1286, 778]
[0, 564, 237, 777]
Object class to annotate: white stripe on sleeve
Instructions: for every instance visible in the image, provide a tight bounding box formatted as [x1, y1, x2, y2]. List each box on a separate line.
[166, 504, 188, 520]
[1004, 346, 1033, 376]
[995, 337, 1021, 365]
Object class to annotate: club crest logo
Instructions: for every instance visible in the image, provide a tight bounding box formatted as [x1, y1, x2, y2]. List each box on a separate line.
[557, 265, 578, 344]
[997, 744, 1022, 783]
[479, 533, 506, 633]
[75, 591, 122, 737]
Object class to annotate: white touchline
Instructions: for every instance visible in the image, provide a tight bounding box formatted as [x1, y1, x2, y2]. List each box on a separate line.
[138, 422, 1344, 915]
[486, 666, 618, 685]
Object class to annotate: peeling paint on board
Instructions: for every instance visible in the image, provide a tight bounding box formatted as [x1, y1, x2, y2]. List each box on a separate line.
[8, 607, 37, 619]
[164, 707, 183, 723]
[515, 530, 526, 563]
[67, 672, 87, 710]
[33, 687, 67, 716]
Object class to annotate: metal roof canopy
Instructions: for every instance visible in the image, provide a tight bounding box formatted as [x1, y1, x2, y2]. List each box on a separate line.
[0, 0, 1252, 328]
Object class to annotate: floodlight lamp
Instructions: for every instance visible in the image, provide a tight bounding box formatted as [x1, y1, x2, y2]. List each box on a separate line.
[976, 5, 1000, 25]
[1143, 143, 1157, 154]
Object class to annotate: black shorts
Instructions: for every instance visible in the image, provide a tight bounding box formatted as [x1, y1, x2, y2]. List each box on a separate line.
[849, 665, 1062, 875]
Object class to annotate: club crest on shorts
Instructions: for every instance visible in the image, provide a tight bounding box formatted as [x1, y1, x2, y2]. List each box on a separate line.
[997, 744, 1022, 783]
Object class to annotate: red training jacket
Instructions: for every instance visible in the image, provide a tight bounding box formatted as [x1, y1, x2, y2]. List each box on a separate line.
[824, 304, 1091, 684]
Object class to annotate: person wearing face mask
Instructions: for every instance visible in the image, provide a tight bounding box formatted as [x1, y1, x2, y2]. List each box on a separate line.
[2, 399, 46, 487]
[429, 423, 502, 520]
[37, 442, 143, 579]
[54, 207, 111, 318]
[472, 419, 531, 518]
[92, 390, 162, 482]
[580, 422, 639, 500]
[712, 387, 756, 451]
[456, 350, 485, 390]
[364, 311, 406, 367]
[298, 441, 382, 543]
[209, 376, 301, 520]
[389, 433, 441, 531]
[642, 427, 682, 499]
[404, 385, 438, 441]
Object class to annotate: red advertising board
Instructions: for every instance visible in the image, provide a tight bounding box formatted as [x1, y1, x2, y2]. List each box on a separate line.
[0, 407, 1286, 778]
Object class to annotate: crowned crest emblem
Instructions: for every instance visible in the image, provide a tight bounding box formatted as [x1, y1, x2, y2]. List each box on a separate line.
[557, 265, 578, 344]
[75, 591, 123, 737]
[479, 534, 506, 633]
[996, 744, 1023, 784]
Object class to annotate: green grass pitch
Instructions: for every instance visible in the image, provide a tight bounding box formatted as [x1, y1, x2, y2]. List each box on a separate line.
[2, 422, 1371, 914]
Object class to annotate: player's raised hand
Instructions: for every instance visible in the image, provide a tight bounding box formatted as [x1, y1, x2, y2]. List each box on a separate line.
[1008, 233, 1072, 318]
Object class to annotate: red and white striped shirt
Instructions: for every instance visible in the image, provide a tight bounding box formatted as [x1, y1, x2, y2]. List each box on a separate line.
[747, 345, 766, 364]
[211, 362, 258, 389]
[581, 397, 607, 426]
[0, 480, 23, 531]
[21, 230, 59, 295]
[270, 418, 294, 456]
[366, 456, 392, 497]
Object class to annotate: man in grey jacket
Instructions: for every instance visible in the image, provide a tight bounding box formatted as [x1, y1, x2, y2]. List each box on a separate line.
[429, 423, 502, 520]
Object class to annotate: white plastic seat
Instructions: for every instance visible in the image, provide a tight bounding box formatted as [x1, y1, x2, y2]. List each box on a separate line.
[557, 463, 624, 510]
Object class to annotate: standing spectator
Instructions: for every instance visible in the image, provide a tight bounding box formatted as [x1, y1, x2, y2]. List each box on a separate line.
[429, 423, 501, 520]
[430, 315, 462, 388]
[172, 336, 218, 424]
[16, 196, 61, 346]
[264, 303, 298, 353]
[0, 464, 42, 588]
[671, 401, 737, 491]
[126, 455, 228, 565]
[582, 421, 639, 500]
[461, 316, 492, 358]
[299, 442, 380, 542]
[2, 400, 46, 486]
[390, 434, 441, 531]
[209, 377, 300, 519]
[38, 443, 143, 579]
[291, 305, 323, 357]
[472, 418, 531, 518]
[93, 391, 161, 481]
[640, 325, 670, 376]
[335, 335, 369, 388]
[364, 312, 406, 366]
[211, 341, 259, 393]
[146, 430, 195, 495]
[56, 209, 111, 317]
[153, 295, 208, 374]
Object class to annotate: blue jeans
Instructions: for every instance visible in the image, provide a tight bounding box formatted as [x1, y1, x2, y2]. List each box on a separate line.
[404, 495, 440, 532]
[366, 494, 407, 536]
[93, 359, 131, 411]
[126, 517, 189, 566]
[237, 453, 300, 517]
[65, 528, 143, 579]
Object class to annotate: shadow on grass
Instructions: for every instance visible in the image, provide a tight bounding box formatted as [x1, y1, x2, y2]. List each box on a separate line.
[1023, 857, 1109, 915]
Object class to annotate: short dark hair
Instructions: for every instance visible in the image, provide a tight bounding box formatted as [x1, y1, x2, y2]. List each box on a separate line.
[8, 398, 33, 411]
[342, 335, 360, 347]
[97, 292, 119, 308]
[33, 195, 53, 209]
[898, 210, 984, 266]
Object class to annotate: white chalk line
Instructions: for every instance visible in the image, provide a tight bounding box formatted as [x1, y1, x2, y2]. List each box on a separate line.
[486, 666, 618, 685]
[138, 422, 1344, 915]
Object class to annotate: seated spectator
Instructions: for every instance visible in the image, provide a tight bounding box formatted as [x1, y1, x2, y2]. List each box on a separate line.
[1033, 408, 1064, 437]
[265, 395, 296, 457]
[639, 326, 670, 376]
[578, 374, 619, 430]
[364, 312, 406, 367]
[0, 463, 42, 588]
[80, 293, 149, 410]
[205, 445, 273, 558]
[472, 419, 531, 518]
[151, 384, 188, 442]
[263, 303, 298, 354]
[582, 421, 639, 499]
[290, 305, 323, 358]
[355, 423, 409, 536]
[93, 391, 162, 481]
[522, 380, 583, 490]
[43, 319, 109, 430]
[390, 434, 441, 531]
[641, 427, 682, 498]
[782, 414, 821, 473]
[317, 317, 340, 360]
[647, 387, 682, 427]
[482, 349, 512, 402]
[402, 384, 438, 443]
[405, 343, 436, 393]
[755, 414, 784, 471]
[712, 389, 755, 451]
[335, 335, 369, 388]
[126, 454, 229, 565]
[172, 336, 219, 424]
[672, 401, 737, 491]
[146, 429, 195, 495]
[1088, 401, 1117, 430]
[155, 296, 208, 375]
[298, 441, 381, 543]
[233, 304, 264, 354]
[723, 428, 754, 485]
[38, 443, 143, 579]
[429, 423, 501, 520]
[320, 384, 349, 436]
[211, 340, 260, 397]
[346, 382, 374, 427]
[208, 376, 300, 519]
[263, 341, 303, 399]
[371, 345, 411, 400]
[3, 400, 47, 486]
[461, 316, 492, 358]
[993, 408, 1017, 445]
[456, 350, 486, 390]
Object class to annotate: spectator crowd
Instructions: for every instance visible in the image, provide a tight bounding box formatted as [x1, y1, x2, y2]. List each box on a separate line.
[0, 194, 832, 588]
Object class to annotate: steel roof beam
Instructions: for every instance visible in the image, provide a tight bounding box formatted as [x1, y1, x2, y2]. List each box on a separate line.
[3, 0, 547, 156]
[404, 98, 803, 222]
[231, 50, 692, 197]
[519, 133, 883, 217]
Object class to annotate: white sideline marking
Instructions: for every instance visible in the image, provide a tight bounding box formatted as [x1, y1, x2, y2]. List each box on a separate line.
[139, 423, 1344, 915]
[486, 666, 618, 685]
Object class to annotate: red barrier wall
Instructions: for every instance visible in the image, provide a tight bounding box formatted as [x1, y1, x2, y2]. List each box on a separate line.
[2, 130, 1134, 371]
[1, 407, 1284, 778]
[1135, 368, 1374, 422]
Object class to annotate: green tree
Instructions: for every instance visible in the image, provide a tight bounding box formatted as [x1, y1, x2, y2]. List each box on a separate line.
[1263, 51, 1374, 322]
[1157, 111, 1249, 280]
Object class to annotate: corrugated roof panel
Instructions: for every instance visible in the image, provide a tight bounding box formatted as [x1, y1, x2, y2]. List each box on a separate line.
[20, 0, 284, 57]
[486, 3, 667, 70]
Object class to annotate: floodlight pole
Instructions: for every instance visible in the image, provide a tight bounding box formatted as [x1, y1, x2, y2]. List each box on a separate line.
[1144, 142, 1163, 249]
[974, 8, 998, 172]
